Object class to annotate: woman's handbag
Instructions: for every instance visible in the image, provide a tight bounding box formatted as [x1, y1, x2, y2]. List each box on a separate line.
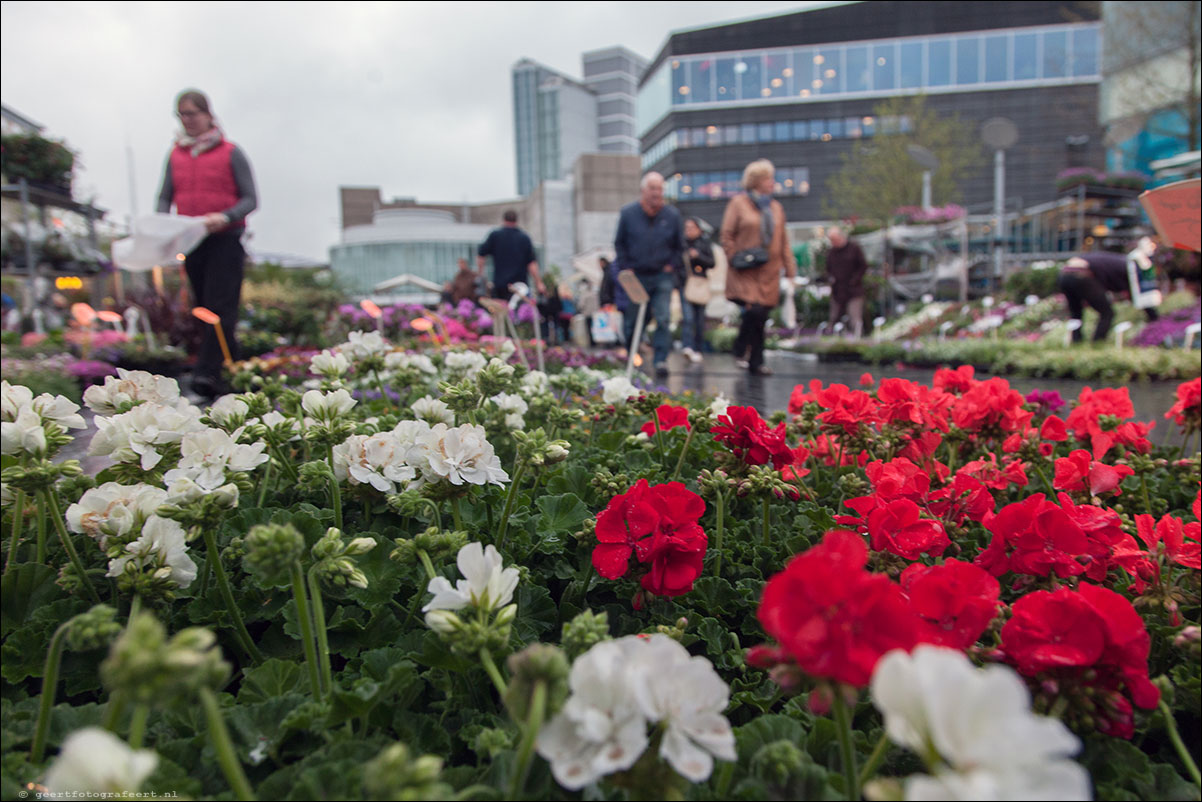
[684, 273, 711, 305]
[731, 247, 770, 270]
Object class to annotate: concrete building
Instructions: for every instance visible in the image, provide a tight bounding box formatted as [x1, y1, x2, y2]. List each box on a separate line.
[331, 154, 641, 298]
[583, 46, 649, 155]
[637, 1, 1106, 228]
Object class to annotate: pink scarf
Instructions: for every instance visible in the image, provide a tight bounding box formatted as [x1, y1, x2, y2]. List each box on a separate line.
[175, 125, 225, 157]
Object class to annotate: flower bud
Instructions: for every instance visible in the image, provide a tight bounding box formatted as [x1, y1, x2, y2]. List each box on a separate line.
[243, 523, 305, 587]
[363, 742, 453, 801]
[345, 536, 377, 556]
[64, 605, 123, 652]
[561, 609, 611, 659]
[494, 603, 518, 627]
[504, 643, 570, 722]
[425, 609, 463, 634]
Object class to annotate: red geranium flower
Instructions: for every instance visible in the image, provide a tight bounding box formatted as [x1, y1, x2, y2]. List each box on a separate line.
[1053, 449, 1134, 497]
[901, 559, 1001, 649]
[756, 530, 932, 687]
[711, 406, 792, 468]
[1165, 377, 1201, 433]
[1065, 386, 1154, 459]
[640, 404, 691, 436]
[1000, 583, 1159, 738]
[1135, 512, 1202, 571]
[975, 494, 1092, 579]
[592, 479, 707, 599]
[950, 377, 1033, 438]
[933, 365, 976, 394]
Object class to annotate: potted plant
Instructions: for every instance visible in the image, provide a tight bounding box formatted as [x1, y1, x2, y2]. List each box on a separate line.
[1, 133, 75, 196]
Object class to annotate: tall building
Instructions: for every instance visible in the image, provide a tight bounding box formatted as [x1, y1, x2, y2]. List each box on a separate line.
[583, 46, 649, 155]
[637, 1, 1105, 228]
[512, 59, 598, 197]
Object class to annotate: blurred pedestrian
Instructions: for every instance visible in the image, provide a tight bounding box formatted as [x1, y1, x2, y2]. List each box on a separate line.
[680, 217, 715, 363]
[156, 88, 257, 400]
[825, 226, 868, 338]
[477, 210, 544, 299]
[1058, 245, 1160, 343]
[721, 160, 795, 376]
[614, 171, 683, 377]
[447, 257, 479, 305]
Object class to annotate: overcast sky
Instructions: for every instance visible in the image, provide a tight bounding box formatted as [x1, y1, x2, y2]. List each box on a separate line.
[1, 1, 838, 262]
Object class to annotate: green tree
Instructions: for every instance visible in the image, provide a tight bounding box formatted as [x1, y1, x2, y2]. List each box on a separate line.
[822, 95, 984, 227]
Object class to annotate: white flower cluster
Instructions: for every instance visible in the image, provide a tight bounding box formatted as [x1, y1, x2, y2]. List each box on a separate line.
[870, 646, 1091, 801]
[411, 396, 455, 426]
[1, 380, 87, 458]
[488, 392, 528, 429]
[88, 401, 206, 471]
[301, 388, 357, 423]
[338, 330, 391, 359]
[43, 727, 158, 798]
[520, 370, 550, 396]
[537, 634, 736, 790]
[162, 426, 269, 502]
[333, 420, 509, 493]
[83, 369, 183, 415]
[106, 514, 197, 588]
[310, 348, 350, 378]
[601, 376, 640, 405]
[444, 350, 488, 380]
[384, 351, 437, 375]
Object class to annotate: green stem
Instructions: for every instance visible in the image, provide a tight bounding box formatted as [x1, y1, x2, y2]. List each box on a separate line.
[128, 703, 150, 749]
[199, 687, 256, 801]
[496, 460, 528, 551]
[1031, 462, 1055, 496]
[256, 462, 272, 508]
[670, 425, 697, 483]
[41, 491, 100, 604]
[35, 490, 48, 564]
[1159, 699, 1202, 789]
[832, 692, 860, 801]
[857, 731, 890, 789]
[761, 496, 771, 546]
[307, 568, 334, 700]
[450, 496, 464, 531]
[290, 562, 323, 699]
[4, 488, 26, 573]
[202, 528, 263, 664]
[714, 491, 726, 576]
[1141, 474, 1154, 516]
[417, 548, 439, 582]
[372, 368, 389, 402]
[326, 445, 343, 531]
[271, 442, 299, 484]
[417, 497, 444, 532]
[102, 691, 127, 733]
[31, 621, 70, 763]
[478, 648, 508, 696]
[128, 594, 142, 622]
[508, 679, 548, 799]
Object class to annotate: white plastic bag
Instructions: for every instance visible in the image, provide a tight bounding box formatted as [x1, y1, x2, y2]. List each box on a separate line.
[590, 307, 621, 344]
[111, 214, 208, 272]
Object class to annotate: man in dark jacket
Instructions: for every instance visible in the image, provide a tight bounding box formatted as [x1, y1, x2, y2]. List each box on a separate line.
[1058, 250, 1159, 343]
[825, 227, 868, 338]
[477, 210, 545, 299]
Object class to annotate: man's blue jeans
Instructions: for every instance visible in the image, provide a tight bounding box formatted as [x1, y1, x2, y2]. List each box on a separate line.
[622, 270, 675, 366]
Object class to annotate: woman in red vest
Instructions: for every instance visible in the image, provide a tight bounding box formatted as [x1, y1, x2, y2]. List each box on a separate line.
[157, 89, 257, 399]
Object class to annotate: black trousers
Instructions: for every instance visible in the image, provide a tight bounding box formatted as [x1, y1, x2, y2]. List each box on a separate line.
[185, 231, 244, 382]
[736, 303, 772, 371]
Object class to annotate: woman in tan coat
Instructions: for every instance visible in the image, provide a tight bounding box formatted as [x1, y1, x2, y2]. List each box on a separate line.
[721, 159, 796, 375]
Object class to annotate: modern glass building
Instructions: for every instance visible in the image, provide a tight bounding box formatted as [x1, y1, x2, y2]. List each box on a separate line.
[637, 1, 1106, 226]
[513, 60, 599, 197]
[583, 46, 649, 155]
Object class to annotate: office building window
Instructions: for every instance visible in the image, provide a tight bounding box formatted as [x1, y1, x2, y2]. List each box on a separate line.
[1042, 30, 1067, 78]
[900, 41, 923, 88]
[716, 57, 738, 99]
[1071, 28, 1098, 76]
[793, 48, 815, 97]
[873, 43, 896, 90]
[691, 59, 714, 103]
[765, 52, 790, 98]
[739, 56, 763, 99]
[846, 46, 869, 92]
[928, 39, 951, 87]
[956, 36, 980, 84]
[984, 35, 1008, 82]
[817, 48, 842, 95]
[1014, 33, 1037, 80]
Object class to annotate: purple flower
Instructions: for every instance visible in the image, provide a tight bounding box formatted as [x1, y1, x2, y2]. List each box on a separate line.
[66, 360, 119, 379]
[1025, 389, 1066, 416]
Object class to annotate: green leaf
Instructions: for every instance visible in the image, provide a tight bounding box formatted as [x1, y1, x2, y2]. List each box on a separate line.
[1, 598, 88, 683]
[0, 563, 61, 637]
[535, 492, 590, 536]
[239, 658, 306, 704]
[513, 584, 558, 643]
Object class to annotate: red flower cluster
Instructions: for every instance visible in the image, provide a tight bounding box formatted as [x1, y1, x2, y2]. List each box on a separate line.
[1065, 386, 1154, 459]
[640, 404, 690, 437]
[592, 479, 707, 600]
[1165, 377, 1201, 433]
[756, 530, 931, 687]
[710, 406, 792, 468]
[1053, 449, 1134, 497]
[976, 492, 1135, 582]
[900, 559, 1001, 649]
[1001, 583, 1160, 738]
[950, 377, 1033, 438]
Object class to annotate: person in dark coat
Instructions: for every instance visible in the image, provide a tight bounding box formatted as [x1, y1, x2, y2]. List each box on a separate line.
[1058, 250, 1159, 343]
[680, 217, 715, 362]
[825, 226, 868, 338]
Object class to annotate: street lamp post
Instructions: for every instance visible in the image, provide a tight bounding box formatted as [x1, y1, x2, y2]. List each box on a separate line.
[982, 118, 1019, 295]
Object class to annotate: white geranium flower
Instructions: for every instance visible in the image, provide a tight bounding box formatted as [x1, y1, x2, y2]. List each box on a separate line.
[164, 476, 239, 507]
[411, 396, 455, 426]
[43, 727, 158, 796]
[30, 393, 86, 430]
[1, 406, 47, 456]
[601, 376, 640, 405]
[310, 348, 350, 378]
[83, 369, 182, 415]
[871, 646, 1090, 801]
[206, 394, 250, 429]
[490, 393, 528, 429]
[261, 410, 301, 441]
[627, 635, 737, 782]
[384, 352, 438, 374]
[88, 402, 205, 471]
[301, 388, 357, 422]
[391, 418, 432, 448]
[66, 483, 167, 547]
[106, 515, 197, 588]
[163, 427, 268, 491]
[412, 423, 508, 486]
[340, 330, 391, 359]
[332, 433, 419, 493]
[520, 370, 550, 396]
[444, 350, 487, 379]
[422, 542, 519, 614]
[710, 394, 731, 419]
[904, 762, 1093, 801]
[1, 380, 33, 421]
[536, 638, 651, 790]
